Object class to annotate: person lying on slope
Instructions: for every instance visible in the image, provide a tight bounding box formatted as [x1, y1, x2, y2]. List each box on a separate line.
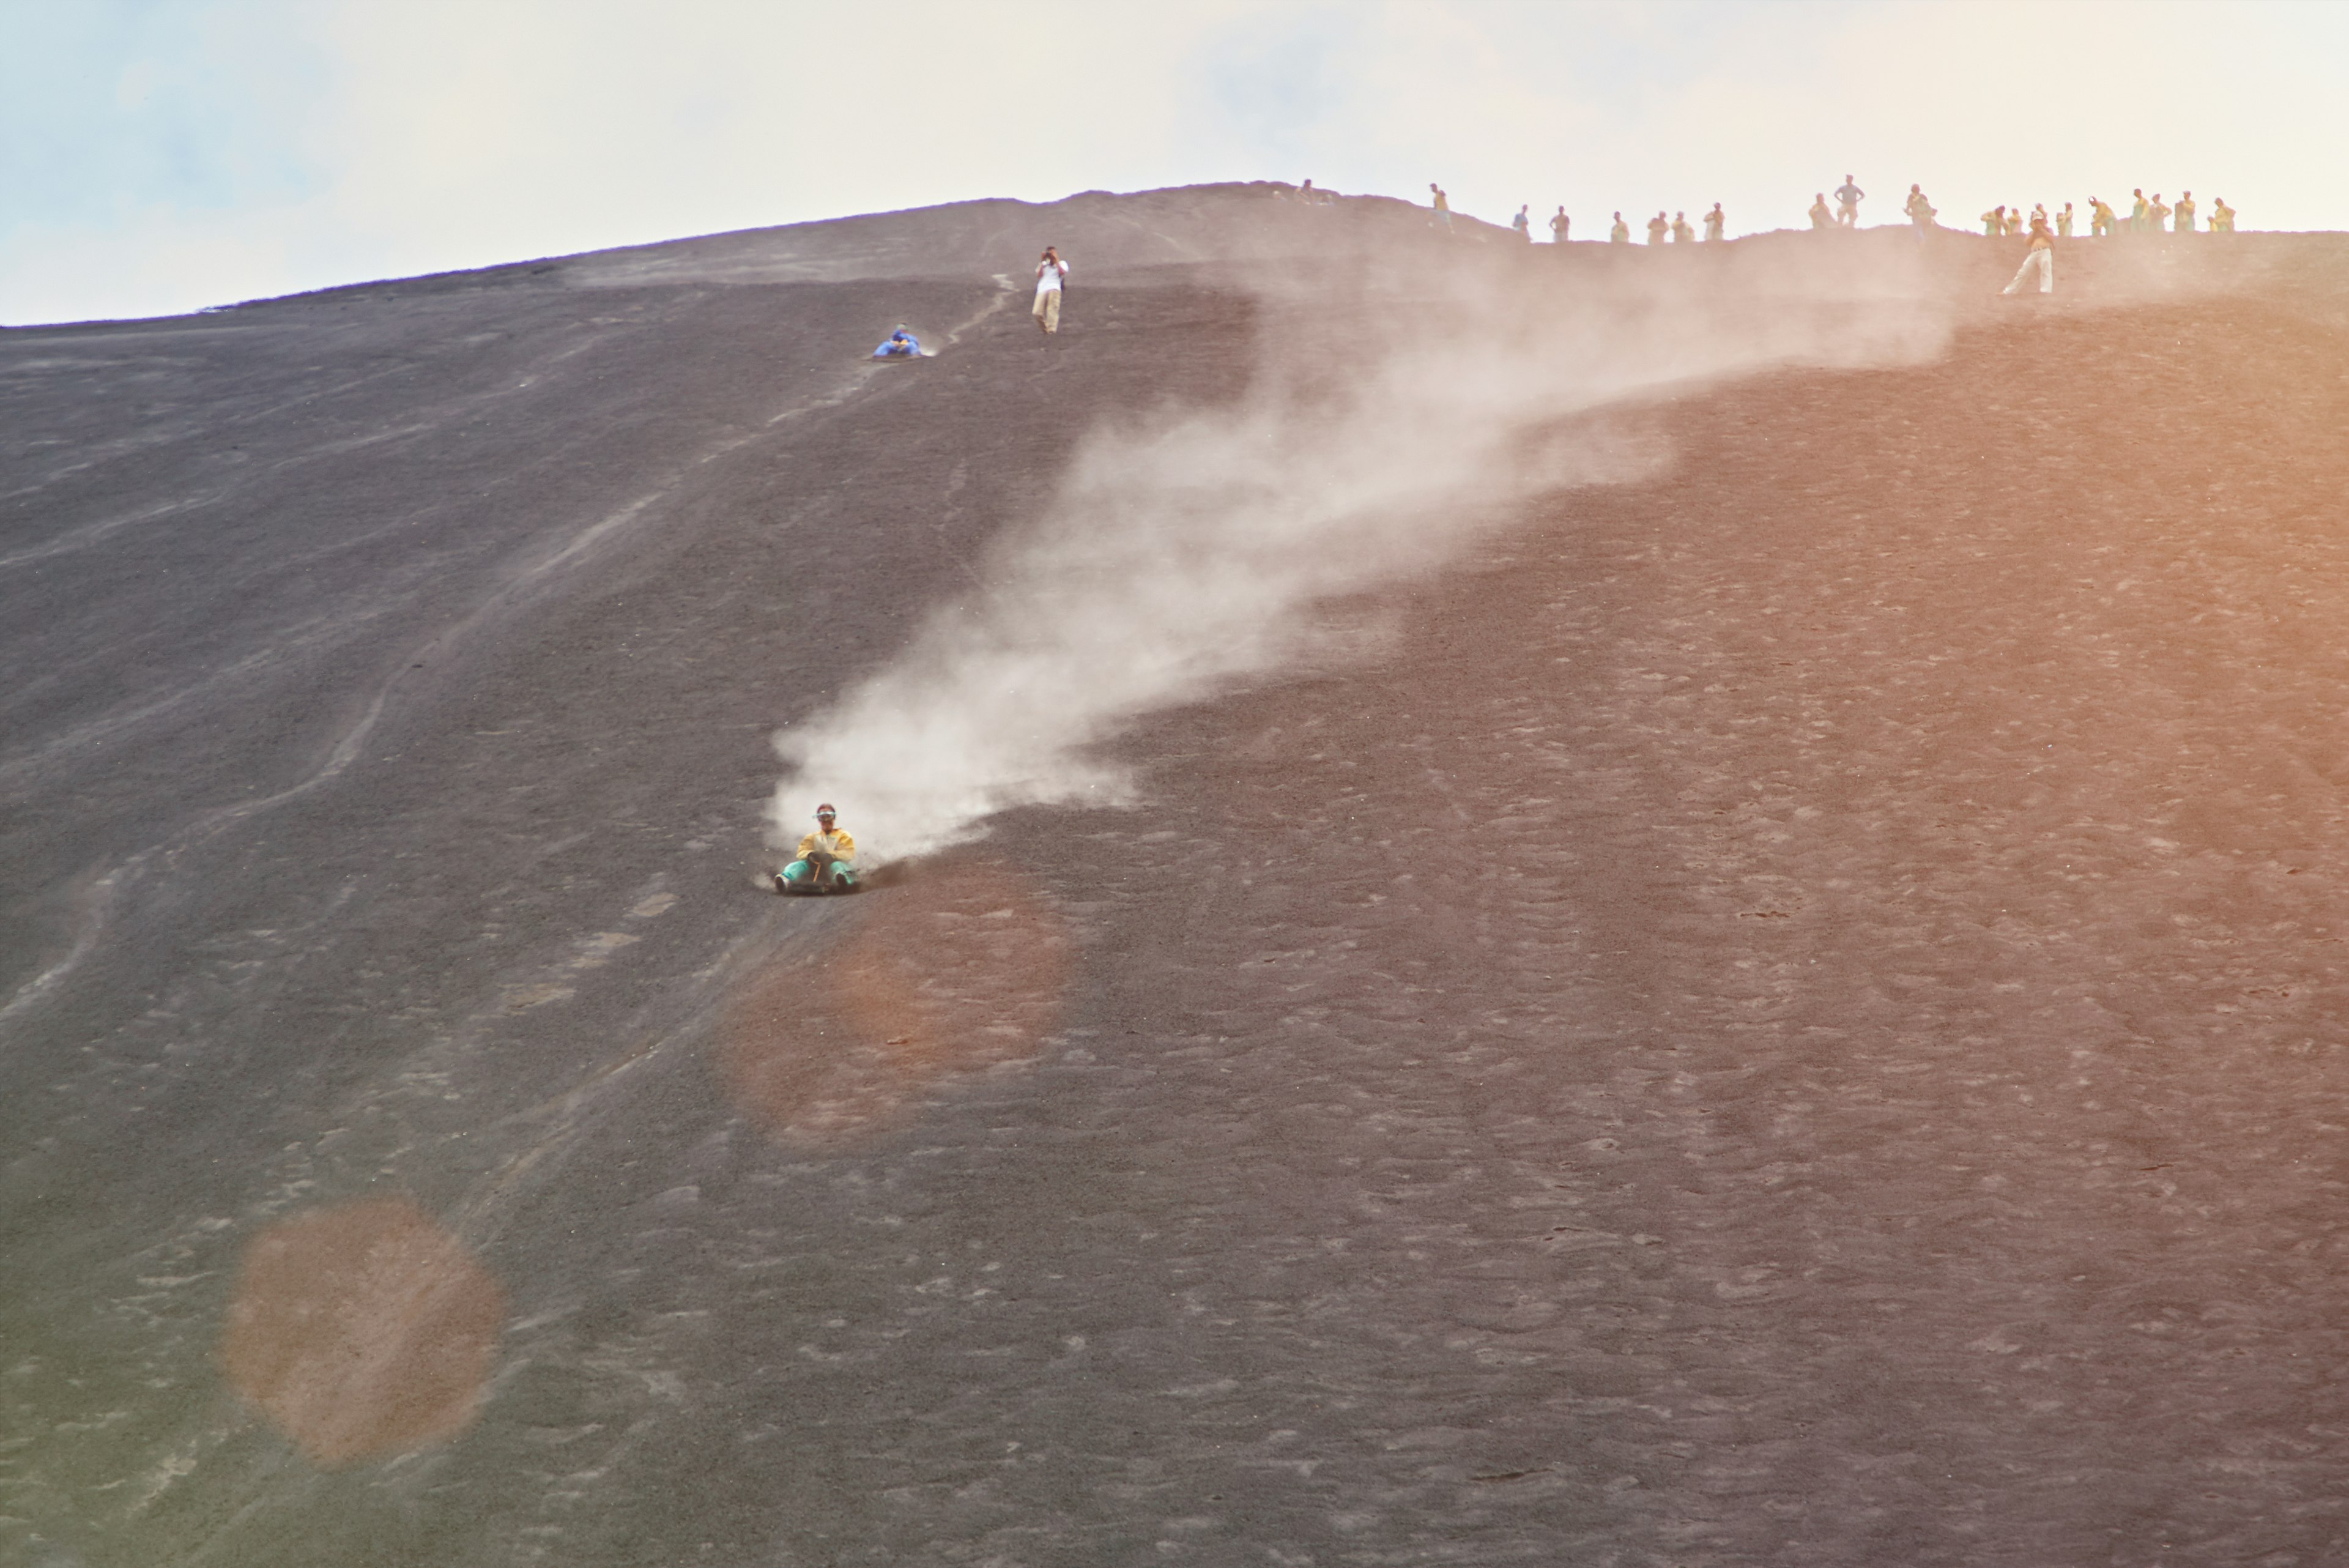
[872, 329, 921, 358]
[776, 803, 858, 893]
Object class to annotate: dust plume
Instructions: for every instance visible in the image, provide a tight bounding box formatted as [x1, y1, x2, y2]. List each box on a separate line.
[770, 237, 1954, 863]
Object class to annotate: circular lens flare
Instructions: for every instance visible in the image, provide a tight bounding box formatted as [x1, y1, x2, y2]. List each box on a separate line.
[219, 1197, 505, 1468]
[722, 857, 1074, 1146]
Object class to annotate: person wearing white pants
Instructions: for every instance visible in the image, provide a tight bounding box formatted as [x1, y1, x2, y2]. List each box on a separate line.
[1033, 245, 1069, 334]
[2001, 212, 2055, 295]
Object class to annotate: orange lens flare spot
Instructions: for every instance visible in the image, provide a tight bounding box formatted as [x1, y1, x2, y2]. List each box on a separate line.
[722, 858, 1074, 1146]
[218, 1197, 506, 1468]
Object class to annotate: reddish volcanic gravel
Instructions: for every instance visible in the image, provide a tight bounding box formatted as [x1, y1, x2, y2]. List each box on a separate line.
[6, 187, 2349, 1566]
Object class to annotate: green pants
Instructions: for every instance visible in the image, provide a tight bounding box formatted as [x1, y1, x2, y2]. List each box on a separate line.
[782, 859, 857, 891]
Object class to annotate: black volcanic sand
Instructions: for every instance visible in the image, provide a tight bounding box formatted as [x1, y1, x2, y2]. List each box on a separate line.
[7, 187, 2349, 1565]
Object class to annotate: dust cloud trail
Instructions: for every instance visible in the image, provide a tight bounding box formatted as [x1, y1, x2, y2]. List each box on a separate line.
[771, 239, 1953, 863]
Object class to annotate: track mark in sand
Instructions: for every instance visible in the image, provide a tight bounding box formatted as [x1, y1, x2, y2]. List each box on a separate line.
[502, 929, 642, 1011]
[220, 1197, 505, 1468]
[720, 857, 1073, 1148]
[0, 690, 388, 1026]
[0, 865, 127, 1029]
[939, 280, 1020, 349]
[0, 492, 222, 573]
[0, 607, 392, 790]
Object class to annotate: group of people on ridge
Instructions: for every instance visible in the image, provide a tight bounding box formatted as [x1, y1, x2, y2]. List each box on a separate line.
[1413, 174, 2236, 256]
[2077, 190, 2235, 236]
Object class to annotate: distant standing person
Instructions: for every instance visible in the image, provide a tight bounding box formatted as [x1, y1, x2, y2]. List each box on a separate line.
[1512, 204, 1532, 241]
[2173, 191, 2196, 232]
[1610, 211, 1631, 243]
[1702, 203, 1726, 241]
[1549, 206, 1570, 243]
[1808, 193, 1835, 231]
[1904, 184, 1937, 241]
[1430, 183, 1452, 231]
[1981, 204, 2006, 237]
[2129, 188, 2150, 232]
[2057, 201, 2074, 238]
[2210, 197, 2236, 232]
[1033, 245, 1068, 336]
[1646, 211, 1669, 245]
[2000, 208, 2056, 295]
[2148, 192, 2172, 233]
[1671, 210, 1694, 243]
[1834, 174, 1865, 226]
[2090, 196, 2117, 237]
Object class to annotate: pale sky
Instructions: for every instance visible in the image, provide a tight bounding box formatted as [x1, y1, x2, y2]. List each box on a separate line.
[6, 0, 2345, 326]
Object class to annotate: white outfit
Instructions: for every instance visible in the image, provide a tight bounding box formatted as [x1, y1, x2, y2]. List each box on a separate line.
[1033, 257, 1068, 332]
[2002, 245, 2054, 295]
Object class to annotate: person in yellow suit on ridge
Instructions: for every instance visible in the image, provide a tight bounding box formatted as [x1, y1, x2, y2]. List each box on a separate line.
[2209, 197, 2236, 233]
[2173, 191, 2196, 232]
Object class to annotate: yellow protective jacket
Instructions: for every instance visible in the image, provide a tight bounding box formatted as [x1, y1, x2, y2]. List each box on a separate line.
[796, 827, 856, 864]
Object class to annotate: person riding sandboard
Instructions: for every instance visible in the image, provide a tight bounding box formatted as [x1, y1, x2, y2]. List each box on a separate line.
[775, 803, 859, 894]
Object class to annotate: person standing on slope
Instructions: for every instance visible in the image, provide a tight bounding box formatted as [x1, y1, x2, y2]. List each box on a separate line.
[1702, 203, 1726, 241]
[2090, 196, 2118, 237]
[1610, 211, 1631, 243]
[1430, 183, 1452, 231]
[2148, 193, 2172, 234]
[2129, 188, 2150, 233]
[2173, 191, 2196, 232]
[1834, 174, 1865, 226]
[1670, 210, 1694, 243]
[2000, 209, 2057, 296]
[2209, 196, 2236, 233]
[2057, 201, 2075, 239]
[1809, 193, 1835, 231]
[1033, 245, 1069, 336]
[1512, 204, 1532, 241]
[1646, 211, 1669, 245]
[1981, 204, 2006, 237]
[1549, 206, 1571, 244]
[1904, 184, 1937, 242]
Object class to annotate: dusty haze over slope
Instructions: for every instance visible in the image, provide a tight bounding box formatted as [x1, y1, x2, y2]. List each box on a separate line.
[7, 185, 2349, 1567]
[773, 234, 1959, 860]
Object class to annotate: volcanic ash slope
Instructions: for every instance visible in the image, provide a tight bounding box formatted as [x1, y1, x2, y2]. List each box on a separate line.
[4, 188, 2349, 1567]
